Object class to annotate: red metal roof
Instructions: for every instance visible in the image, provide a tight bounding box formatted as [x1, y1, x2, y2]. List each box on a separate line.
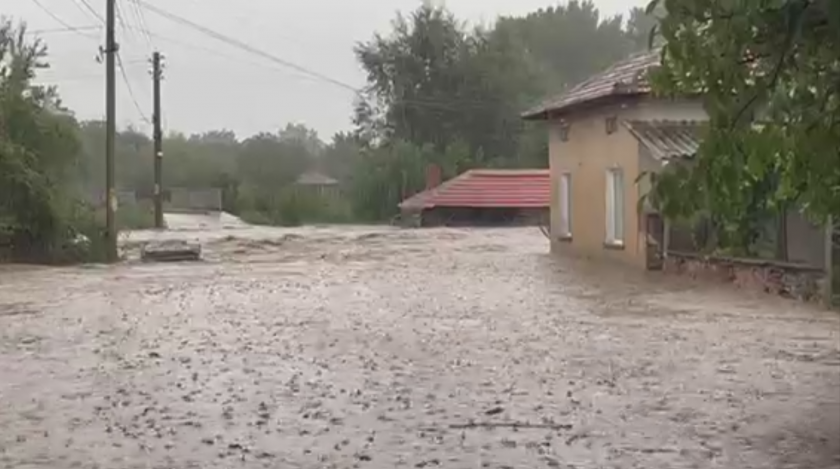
[399, 169, 550, 210]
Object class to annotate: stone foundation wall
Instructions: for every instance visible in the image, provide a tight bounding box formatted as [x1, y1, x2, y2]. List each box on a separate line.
[664, 252, 826, 303]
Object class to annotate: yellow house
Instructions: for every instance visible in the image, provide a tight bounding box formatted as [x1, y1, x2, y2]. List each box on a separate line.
[522, 49, 707, 269]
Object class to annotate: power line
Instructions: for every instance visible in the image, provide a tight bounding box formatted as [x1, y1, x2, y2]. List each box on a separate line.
[29, 0, 99, 40]
[113, 0, 136, 43]
[125, 0, 154, 48]
[134, 0, 361, 93]
[116, 51, 151, 124]
[132, 1, 505, 113]
[30, 25, 101, 34]
[73, 0, 104, 23]
[29, 0, 512, 117]
[129, 27, 315, 82]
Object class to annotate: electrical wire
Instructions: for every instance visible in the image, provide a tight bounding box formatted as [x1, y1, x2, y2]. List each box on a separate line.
[73, 0, 105, 23]
[132, 1, 506, 113]
[113, 0, 136, 42]
[125, 0, 154, 48]
[125, 27, 319, 83]
[134, 0, 360, 93]
[116, 51, 151, 124]
[29, 25, 101, 34]
[30, 0, 513, 118]
[29, 0, 100, 40]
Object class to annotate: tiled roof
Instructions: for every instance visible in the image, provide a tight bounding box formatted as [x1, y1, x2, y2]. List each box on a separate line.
[624, 120, 705, 160]
[295, 171, 338, 186]
[399, 169, 550, 211]
[522, 48, 661, 119]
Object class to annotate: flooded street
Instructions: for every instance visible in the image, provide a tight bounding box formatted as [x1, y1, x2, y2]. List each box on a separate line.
[1, 224, 838, 469]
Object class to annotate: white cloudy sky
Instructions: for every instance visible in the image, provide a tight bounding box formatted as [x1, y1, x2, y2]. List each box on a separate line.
[5, 0, 644, 139]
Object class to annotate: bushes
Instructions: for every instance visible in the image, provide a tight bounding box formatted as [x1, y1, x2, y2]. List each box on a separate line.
[115, 202, 156, 230]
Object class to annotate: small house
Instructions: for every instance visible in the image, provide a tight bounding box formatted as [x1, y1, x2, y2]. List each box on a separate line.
[293, 171, 340, 200]
[522, 49, 708, 269]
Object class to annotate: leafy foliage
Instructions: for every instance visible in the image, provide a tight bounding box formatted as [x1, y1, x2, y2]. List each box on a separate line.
[648, 0, 840, 251]
[0, 18, 89, 261]
[351, 1, 653, 218]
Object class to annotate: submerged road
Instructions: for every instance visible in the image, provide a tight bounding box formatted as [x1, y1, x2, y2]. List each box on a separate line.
[0, 225, 838, 468]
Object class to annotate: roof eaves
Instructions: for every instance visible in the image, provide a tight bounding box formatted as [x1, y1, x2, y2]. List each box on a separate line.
[522, 48, 661, 120]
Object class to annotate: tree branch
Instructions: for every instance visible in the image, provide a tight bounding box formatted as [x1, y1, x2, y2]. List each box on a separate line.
[731, 2, 809, 127]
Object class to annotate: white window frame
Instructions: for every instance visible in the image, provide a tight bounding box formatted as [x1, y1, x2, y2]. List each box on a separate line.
[605, 168, 625, 245]
[559, 173, 572, 238]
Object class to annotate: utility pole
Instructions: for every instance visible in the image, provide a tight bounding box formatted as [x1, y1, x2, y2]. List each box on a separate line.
[105, 0, 118, 262]
[152, 51, 164, 229]
[825, 216, 834, 308]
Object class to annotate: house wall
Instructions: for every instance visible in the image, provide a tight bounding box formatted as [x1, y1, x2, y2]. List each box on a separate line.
[549, 102, 643, 267]
[548, 97, 705, 268]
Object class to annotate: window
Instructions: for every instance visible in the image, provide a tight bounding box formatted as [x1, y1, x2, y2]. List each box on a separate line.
[559, 173, 572, 238]
[605, 116, 618, 135]
[557, 123, 570, 142]
[605, 168, 624, 245]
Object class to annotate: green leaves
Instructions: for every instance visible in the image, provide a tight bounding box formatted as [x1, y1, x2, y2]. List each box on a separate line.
[349, 2, 656, 220]
[0, 18, 87, 258]
[649, 0, 840, 255]
[355, 2, 651, 168]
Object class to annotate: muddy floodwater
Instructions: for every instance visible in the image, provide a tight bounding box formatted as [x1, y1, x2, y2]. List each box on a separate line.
[1, 224, 838, 469]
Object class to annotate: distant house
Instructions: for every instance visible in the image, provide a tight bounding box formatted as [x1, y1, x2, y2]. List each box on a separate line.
[522, 48, 708, 269]
[398, 166, 550, 227]
[293, 171, 340, 199]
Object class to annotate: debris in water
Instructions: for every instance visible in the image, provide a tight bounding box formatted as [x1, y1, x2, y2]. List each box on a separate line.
[141, 240, 202, 262]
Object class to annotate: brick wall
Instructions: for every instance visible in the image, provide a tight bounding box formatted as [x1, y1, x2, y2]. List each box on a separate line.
[664, 252, 826, 303]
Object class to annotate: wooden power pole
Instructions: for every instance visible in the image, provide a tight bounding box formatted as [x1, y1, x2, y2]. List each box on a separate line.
[826, 216, 835, 308]
[105, 0, 118, 262]
[152, 51, 164, 229]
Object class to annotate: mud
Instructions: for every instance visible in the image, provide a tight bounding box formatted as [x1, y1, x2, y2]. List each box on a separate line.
[1, 226, 838, 469]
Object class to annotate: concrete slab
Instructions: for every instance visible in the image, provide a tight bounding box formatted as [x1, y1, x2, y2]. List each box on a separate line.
[140, 240, 202, 262]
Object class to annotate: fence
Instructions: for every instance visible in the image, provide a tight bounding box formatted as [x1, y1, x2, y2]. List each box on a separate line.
[84, 189, 138, 208]
[655, 208, 836, 306]
[164, 188, 223, 213]
[664, 208, 825, 267]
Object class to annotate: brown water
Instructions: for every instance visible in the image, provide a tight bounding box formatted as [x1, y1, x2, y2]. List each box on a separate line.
[1, 225, 838, 469]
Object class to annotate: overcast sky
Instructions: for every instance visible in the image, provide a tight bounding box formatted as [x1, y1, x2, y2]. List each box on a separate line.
[6, 0, 643, 140]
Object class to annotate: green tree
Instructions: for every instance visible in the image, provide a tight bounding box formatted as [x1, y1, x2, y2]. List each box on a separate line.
[625, 6, 660, 49]
[350, 1, 648, 221]
[649, 0, 840, 233]
[237, 132, 310, 190]
[278, 123, 323, 156]
[351, 141, 432, 221]
[355, 4, 479, 152]
[321, 132, 362, 184]
[496, 1, 638, 92]
[0, 18, 87, 259]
